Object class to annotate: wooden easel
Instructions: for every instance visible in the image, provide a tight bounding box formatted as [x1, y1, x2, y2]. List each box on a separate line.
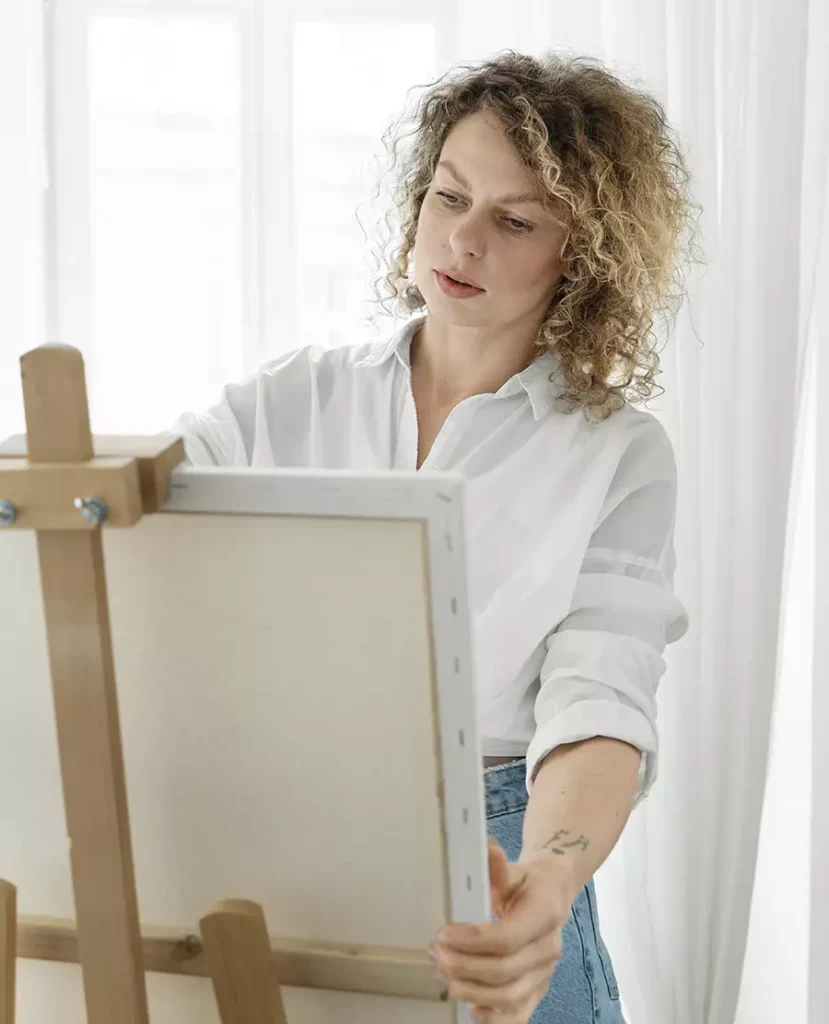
[0, 344, 444, 1023]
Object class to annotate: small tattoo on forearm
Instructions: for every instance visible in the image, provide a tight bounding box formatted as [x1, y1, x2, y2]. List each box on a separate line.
[541, 828, 590, 856]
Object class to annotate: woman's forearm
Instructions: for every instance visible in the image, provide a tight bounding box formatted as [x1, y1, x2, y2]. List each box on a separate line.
[518, 736, 642, 902]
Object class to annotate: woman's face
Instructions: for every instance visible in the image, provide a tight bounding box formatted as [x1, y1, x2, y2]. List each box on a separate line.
[412, 110, 569, 332]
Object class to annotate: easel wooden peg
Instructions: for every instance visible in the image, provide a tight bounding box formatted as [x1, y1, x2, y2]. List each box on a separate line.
[199, 900, 289, 1024]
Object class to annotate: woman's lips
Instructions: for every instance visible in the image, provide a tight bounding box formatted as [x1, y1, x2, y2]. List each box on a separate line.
[434, 270, 486, 298]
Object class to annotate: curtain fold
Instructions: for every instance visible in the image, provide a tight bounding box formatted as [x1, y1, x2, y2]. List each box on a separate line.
[810, 165, 828, 1024]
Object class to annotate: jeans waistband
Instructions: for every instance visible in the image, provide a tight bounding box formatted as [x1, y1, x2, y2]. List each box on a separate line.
[483, 758, 528, 818]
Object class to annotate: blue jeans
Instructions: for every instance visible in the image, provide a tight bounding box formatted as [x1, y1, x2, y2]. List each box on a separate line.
[484, 760, 626, 1024]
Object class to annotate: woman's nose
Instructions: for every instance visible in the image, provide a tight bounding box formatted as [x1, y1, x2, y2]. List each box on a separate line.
[449, 212, 486, 258]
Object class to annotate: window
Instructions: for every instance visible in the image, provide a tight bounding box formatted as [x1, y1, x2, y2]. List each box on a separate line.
[50, 0, 449, 432]
[291, 19, 437, 348]
[86, 11, 245, 430]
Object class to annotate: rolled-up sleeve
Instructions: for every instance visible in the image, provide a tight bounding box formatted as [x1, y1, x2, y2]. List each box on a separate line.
[525, 416, 689, 809]
[163, 382, 260, 467]
[161, 345, 316, 467]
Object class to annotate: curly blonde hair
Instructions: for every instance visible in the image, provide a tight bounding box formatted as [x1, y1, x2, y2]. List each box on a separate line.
[366, 50, 702, 420]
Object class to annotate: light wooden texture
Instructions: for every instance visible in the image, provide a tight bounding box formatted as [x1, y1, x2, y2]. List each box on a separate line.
[0, 458, 143, 529]
[0, 881, 15, 1024]
[19, 344, 150, 1024]
[199, 900, 289, 1024]
[0, 433, 185, 514]
[16, 915, 443, 1000]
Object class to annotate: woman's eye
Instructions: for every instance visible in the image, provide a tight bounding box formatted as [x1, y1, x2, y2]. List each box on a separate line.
[435, 191, 531, 233]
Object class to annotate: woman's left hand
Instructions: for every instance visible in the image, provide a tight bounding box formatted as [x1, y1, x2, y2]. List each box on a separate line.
[429, 836, 576, 1024]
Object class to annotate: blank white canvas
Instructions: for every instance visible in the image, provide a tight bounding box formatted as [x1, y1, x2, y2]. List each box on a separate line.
[0, 465, 491, 1023]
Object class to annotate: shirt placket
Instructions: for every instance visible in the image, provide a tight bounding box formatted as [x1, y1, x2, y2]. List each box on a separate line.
[395, 379, 419, 470]
[414, 392, 491, 472]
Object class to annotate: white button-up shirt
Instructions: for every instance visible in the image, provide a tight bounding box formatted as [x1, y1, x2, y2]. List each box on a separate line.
[168, 313, 688, 807]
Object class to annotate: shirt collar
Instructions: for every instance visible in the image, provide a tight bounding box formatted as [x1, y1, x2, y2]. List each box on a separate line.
[355, 314, 560, 422]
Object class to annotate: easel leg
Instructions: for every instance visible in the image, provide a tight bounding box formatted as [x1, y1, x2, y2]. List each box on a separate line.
[199, 900, 289, 1024]
[20, 345, 149, 1024]
[0, 880, 16, 1024]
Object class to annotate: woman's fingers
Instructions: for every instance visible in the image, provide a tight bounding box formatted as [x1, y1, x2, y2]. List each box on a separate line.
[434, 927, 561, 987]
[447, 961, 555, 1014]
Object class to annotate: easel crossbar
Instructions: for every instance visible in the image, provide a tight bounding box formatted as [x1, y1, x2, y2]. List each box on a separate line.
[16, 916, 445, 1001]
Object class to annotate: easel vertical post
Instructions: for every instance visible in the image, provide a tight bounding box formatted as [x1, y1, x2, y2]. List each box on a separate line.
[0, 880, 16, 1024]
[20, 345, 149, 1024]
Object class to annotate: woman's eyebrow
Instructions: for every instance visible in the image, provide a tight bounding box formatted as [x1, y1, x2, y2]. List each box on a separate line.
[437, 159, 544, 206]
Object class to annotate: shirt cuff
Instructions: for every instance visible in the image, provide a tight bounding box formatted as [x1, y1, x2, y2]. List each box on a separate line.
[525, 699, 658, 811]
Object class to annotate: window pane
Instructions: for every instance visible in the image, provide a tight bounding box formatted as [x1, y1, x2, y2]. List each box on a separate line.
[87, 13, 244, 431]
[292, 21, 437, 348]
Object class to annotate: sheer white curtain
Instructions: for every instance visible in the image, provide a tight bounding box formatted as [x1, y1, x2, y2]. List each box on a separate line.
[1, 3, 826, 1024]
[498, 4, 823, 1024]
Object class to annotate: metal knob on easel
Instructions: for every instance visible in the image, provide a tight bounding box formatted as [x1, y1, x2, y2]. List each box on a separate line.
[73, 496, 108, 525]
[0, 499, 16, 526]
[0, 497, 109, 527]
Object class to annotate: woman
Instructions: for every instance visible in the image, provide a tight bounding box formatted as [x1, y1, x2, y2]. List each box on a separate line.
[170, 50, 697, 1024]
